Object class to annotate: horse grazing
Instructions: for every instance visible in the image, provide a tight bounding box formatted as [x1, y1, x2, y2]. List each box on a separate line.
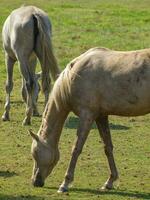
[30, 47, 150, 192]
[2, 6, 60, 125]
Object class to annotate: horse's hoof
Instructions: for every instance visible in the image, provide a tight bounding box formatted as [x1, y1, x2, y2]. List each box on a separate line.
[2, 114, 10, 121]
[100, 185, 107, 191]
[57, 186, 68, 193]
[100, 183, 113, 191]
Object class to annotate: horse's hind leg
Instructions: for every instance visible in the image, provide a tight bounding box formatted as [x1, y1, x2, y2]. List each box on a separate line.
[21, 56, 40, 117]
[21, 78, 27, 103]
[18, 57, 34, 125]
[96, 116, 118, 190]
[2, 54, 16, 121]
[21, 78, 40, 117]
[58, 110, 94, 193]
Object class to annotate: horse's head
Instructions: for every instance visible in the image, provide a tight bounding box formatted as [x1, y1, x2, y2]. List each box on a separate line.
[29, 130, 59, 187]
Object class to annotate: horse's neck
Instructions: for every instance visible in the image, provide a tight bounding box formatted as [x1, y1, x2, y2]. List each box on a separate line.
[39, 100, 69, 146]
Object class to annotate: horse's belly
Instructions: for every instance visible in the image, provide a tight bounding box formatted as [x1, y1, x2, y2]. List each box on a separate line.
[102, 97, 150, 117]
[109, 106, 150, 116]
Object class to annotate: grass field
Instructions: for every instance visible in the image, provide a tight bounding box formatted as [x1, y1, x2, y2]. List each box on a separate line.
[0, 0, 150, 199]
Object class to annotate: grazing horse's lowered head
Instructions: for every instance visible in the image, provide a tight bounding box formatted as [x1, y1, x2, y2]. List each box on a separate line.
[30, 130, 60, 187]
[2, 6, 60, 125]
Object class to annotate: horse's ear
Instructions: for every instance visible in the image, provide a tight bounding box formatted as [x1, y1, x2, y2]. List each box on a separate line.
[28, 130, 39, 142]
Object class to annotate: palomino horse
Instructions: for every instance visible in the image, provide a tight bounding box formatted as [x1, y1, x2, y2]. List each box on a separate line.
[30, 47, 149, 192]
[2, 6, 60, 125]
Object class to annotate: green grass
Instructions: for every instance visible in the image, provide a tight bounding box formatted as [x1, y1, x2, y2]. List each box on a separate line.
[0, 0, 150, 199]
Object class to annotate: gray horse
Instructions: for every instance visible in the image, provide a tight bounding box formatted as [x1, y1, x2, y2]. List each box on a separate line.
[2, 6, 60, 125]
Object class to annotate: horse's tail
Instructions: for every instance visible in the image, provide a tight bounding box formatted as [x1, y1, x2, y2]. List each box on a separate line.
[33, 12, 60, 94]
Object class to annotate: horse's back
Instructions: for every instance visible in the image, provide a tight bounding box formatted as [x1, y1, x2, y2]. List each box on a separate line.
[67, 48, 150, 117]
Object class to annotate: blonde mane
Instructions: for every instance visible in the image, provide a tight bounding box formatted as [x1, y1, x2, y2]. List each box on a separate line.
[52, 64, 72, 110]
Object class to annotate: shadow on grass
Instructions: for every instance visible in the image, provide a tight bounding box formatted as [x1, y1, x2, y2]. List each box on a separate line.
[0, 100, 44, 105]
[0, 170, 17, 178]
[65, 116, 130, 130]
[70, 188, 150, 199]
[48, 186, 150, 199]
[0, 194, 43, 200]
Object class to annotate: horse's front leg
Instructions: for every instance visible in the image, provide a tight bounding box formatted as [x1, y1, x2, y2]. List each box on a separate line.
[58, 111, 94, 193]
[2, 54, 15, 121]
[96, 116, 118, 190]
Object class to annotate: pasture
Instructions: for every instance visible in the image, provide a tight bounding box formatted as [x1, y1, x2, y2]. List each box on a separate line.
[0, 0, 150, 199]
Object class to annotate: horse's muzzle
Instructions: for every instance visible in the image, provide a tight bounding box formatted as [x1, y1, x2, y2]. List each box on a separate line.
[31, 170, 44, 187]
[32, 178, 44, 187]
